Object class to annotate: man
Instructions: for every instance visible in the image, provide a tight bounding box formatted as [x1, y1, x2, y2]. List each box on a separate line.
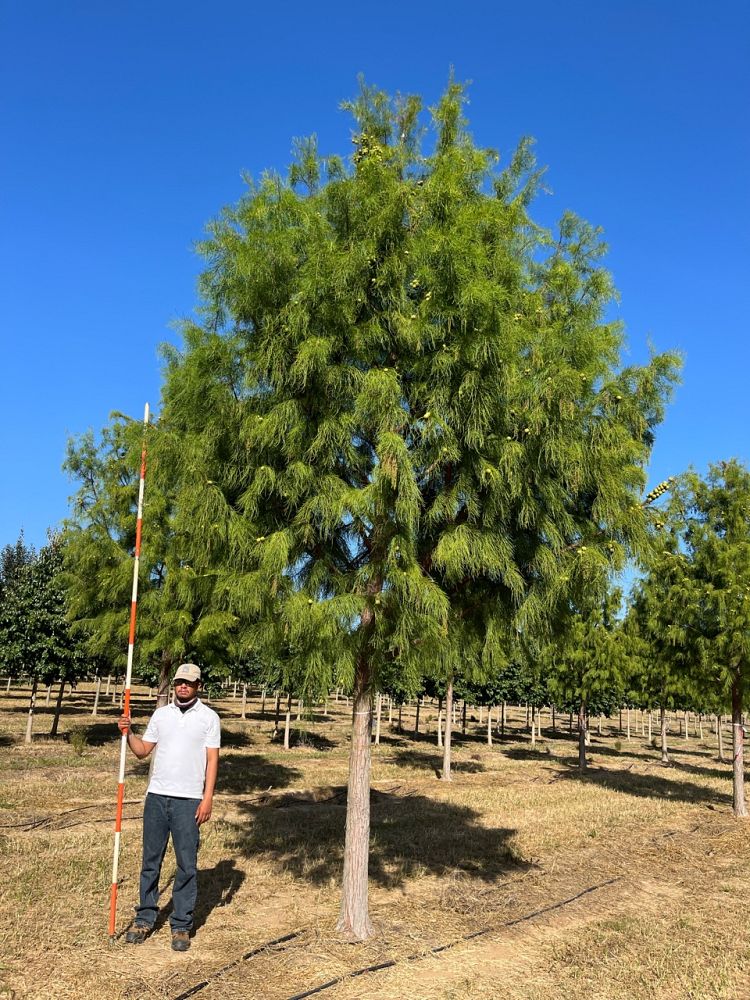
[117, 663, 220, 952]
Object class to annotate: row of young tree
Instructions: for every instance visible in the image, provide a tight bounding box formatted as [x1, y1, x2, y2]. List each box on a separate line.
[1, 82, 747, 939]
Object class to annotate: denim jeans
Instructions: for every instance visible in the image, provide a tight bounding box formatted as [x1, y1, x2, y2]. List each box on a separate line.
[136, 793, 201, 931]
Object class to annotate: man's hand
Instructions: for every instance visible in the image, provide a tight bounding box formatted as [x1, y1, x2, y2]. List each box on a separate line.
[195, 796, 213, 826]
[118, 714, 131, 735]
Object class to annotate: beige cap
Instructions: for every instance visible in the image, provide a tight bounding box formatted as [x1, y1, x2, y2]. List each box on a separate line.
[173, 663, 201, 684]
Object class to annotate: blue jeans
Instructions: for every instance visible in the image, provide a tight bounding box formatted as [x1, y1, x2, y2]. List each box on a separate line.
[136, 793, 201, 931]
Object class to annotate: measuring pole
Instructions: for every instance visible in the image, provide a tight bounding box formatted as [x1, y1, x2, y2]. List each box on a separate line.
[108, 403, 150, 940]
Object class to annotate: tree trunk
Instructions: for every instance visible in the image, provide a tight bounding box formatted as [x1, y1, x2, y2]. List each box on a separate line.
[25, 677, 38, 744]
[660, 705, 669, 764]
[414, 700, 420, 735]
[437, 709, 443, 748]
[337, 655, 373, 940]
[274, 690, 281, 734]
[626, 706, 631, 740]
[397, 703, 402, 733]
[156, 656, 171, 709]
[45, 684, 52, 706]
[479, 705, 483, 726]
[578, 700, 587, 771]
[441, 678, 453, 782]
[530, 705, 536, 748]
[91, 675, 101, 717]
[487, 706, 493, 747]
[260, 687, 266, 717]
[241, 684, 248, 720]
[49, 679, 65, 737]
[388, 698, 393, 726]
[462, 700, 467, 736]
[684, 710, 689, 741]
[551, 703, 556, 732]
[647, 710, 652, 743]
[569, 711, 573, 734]
[718, 714, 725, 761]
[732, 674, 747, 817]
[374, 693, 382, 746]
[501, 700, 506, 738]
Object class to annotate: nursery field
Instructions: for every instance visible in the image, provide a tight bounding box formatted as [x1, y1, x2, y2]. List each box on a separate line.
[1, 684, 750, 1000]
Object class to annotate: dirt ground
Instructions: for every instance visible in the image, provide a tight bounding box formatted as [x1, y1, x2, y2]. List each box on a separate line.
[1, 683, 749, 1000]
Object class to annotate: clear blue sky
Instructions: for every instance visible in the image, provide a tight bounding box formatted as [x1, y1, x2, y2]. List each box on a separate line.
[1, 1, 748, 550]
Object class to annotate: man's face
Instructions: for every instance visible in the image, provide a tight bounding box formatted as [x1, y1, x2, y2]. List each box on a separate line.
[174, 679, 200, 703]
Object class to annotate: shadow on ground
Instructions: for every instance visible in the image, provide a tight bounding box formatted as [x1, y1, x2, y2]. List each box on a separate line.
[550, 761, 731, 807]
[218, 752, 303, 795]
[230, 788, 529, 889]
[194, 859, 245, 932]
[269, 730, 337, 751]
[380, 747, 485, 775]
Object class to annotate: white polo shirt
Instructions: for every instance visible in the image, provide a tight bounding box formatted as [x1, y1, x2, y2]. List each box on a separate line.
[143, 699, 221, 799]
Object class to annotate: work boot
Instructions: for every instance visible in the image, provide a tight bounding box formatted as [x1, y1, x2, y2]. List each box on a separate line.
[171, 929, 191, 952]
[125, 924, 150, 944]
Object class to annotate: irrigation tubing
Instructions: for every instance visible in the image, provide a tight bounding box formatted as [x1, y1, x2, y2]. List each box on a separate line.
[171, 931, 307, 1000]
[170, 877, 620, 1000]
[108, 402, 150, 940]
[285, 877, 622, 1000]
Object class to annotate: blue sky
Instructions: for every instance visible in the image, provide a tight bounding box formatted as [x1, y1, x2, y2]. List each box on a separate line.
[1, 1, 748, 551]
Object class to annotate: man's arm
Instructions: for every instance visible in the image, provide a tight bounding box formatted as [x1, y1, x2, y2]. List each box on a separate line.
[117, 715, 156, 759]
[195, 747, 219, 826]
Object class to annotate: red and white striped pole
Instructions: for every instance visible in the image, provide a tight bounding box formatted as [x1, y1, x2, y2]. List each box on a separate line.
[109, 403, 150, 939]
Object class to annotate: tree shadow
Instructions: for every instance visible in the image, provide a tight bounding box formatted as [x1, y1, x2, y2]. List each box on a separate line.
[589, 741, 712, 767]
[501, 746, 556, 762]
[70, 721, 119, 746]
[219, 728, 254, 749]
[229, 789, 529, 889]
[379, 747, 486, 775]
[550, 762, 731, 807]
[269, 730, 337, 751]
[218, 752, 303, 795]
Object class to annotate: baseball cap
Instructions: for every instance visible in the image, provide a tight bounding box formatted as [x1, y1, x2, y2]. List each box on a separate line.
[173, 663, 201, 684]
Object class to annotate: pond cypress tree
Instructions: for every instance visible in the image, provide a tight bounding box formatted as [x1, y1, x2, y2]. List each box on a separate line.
[158, 81, 679, 938]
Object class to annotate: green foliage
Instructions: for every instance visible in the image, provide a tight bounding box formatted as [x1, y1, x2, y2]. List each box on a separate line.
[0, 536, 84, 683]
[545, 588, 626, 715]
[154, 81, 679, 704]
[63, 417, 235, 686]
[626, 460, 750, 714]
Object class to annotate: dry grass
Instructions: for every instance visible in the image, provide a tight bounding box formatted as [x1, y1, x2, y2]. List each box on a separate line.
[1, 684, 749, 999]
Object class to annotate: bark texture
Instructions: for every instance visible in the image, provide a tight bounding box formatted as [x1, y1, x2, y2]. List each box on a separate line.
[732, 675, 747, 818]
[441, 678, 453, 781]
[24, 677, 38, 744]
[578, 700, 587, 771]
[660, 705, 669, 764]
[337, 655, 373, 940]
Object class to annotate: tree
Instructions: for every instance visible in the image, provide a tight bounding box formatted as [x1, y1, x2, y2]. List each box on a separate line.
[64, 417, 238, 706]
[676, 462, 750, 816]
[625, 539, 696, 765]
[546, 589, 626, 770]
[0, 536, 83, 741]
[156, 81, 679, 938]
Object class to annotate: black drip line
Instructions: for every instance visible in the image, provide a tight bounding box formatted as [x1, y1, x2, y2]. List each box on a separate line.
[171, 877, 620, 1000]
